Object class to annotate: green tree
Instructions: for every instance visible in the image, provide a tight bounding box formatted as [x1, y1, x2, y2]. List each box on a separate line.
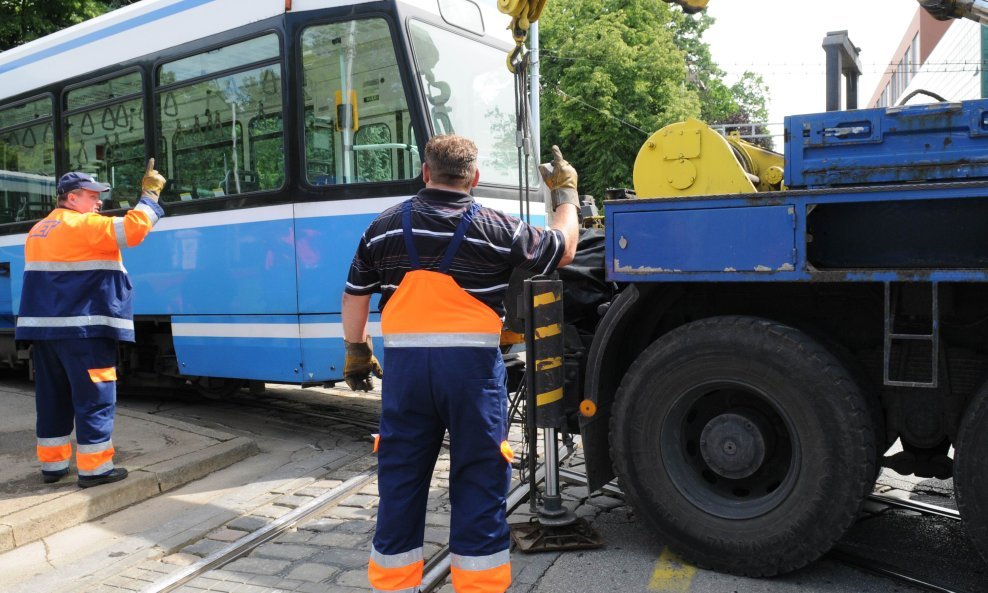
[672, 11, 772, 148]
[0, 1, 136, 51]
[538, 0, 771, 198]
[540, 0, 699, 200]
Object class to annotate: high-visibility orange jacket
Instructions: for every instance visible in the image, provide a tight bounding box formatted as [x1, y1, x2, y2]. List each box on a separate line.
[15, 198, 163, 342]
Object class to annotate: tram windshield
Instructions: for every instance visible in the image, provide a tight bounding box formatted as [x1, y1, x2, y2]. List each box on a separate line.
[408, 20, 533, 187]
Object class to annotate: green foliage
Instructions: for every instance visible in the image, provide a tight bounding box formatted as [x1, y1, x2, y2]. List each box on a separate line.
[0, 0, 123, 51]
[538, 0, 771, 199]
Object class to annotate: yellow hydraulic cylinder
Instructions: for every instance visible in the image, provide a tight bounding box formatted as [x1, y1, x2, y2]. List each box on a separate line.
[633, 118, 784, 199]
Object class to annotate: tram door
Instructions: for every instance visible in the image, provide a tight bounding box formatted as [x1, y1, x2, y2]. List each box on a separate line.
[294, 17, 418, 382]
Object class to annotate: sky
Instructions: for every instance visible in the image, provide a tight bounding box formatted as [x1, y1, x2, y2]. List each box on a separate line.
[703, 0, 920, 127]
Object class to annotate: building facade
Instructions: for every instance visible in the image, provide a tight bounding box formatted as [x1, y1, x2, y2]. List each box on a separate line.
[869, 9, 986, 107]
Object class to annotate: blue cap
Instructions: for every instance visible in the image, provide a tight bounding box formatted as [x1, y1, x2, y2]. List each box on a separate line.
[57, 172, 110, 195]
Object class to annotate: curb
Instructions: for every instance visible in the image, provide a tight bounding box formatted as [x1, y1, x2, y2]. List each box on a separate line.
[0, 436, 258, 552]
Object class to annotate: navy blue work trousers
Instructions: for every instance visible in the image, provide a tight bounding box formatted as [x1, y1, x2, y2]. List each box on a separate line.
[374, 346, 511, 558]
[33, 338, 118, 445]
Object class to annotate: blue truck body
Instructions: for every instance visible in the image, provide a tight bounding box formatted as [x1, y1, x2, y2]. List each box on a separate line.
[579, 98, 988, 575]
[607, 98, 988, 284]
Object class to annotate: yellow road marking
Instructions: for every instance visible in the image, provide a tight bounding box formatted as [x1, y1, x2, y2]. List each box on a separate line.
[648, 547, 696, 592]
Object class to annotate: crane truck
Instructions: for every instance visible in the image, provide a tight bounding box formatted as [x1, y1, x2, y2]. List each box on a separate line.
[499, 0, 988, 577]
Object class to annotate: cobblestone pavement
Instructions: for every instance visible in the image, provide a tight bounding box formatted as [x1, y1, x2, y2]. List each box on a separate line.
[80, 418, 612, 593]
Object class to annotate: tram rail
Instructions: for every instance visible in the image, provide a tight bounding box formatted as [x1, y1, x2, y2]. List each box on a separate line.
[134, 408, 568, 593]
[126, 389, 972, 593]
[558, 468, 971, 593]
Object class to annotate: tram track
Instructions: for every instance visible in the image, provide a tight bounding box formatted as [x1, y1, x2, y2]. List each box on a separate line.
[137, 450, 567, 593]
[126, 390, 977, 593]
[557, 468, 974, 593]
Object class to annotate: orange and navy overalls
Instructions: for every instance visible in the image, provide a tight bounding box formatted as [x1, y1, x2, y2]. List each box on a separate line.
[368, 201, 513, 593]
[15, 197, 163, 480]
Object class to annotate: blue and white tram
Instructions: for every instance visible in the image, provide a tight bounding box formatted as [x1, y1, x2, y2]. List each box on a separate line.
[0, 0, 542, 390]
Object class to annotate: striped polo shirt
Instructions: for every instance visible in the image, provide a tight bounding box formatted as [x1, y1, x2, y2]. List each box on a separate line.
[345, 188, 565, 317]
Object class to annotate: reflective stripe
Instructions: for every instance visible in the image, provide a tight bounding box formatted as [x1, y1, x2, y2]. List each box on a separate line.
[537, 388, 564, 406]
[535, 323, 562, 338]
[88, 366, 117, 382]
[450, 549, 511, 571]
[38, 435, 71, 447]
[368, 546, 424, 592]
[24, 260, 126, 272]
[17, 315, 134, 330]
[383, 333, 500, 348]
[113, 218, 128, 249]
[78, 459, 114, 476]
[371, 587, 418, 593]
[41, 460, 70, 471]
[37, 438, 72, 464]
[135, 201, 160, 225]
[370, 545, 424, 568]
[78, 440, 113, 453]
[450, 551, 511, 593]
[77, 440, 114, 474]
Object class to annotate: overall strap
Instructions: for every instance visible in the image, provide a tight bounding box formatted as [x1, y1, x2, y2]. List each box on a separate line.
[438, 202, 480, 274]
[401, 200, 421, 270]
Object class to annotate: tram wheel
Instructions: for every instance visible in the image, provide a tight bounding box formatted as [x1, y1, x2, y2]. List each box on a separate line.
[955, 380, 988, 565]
[610, 316, 877, 576]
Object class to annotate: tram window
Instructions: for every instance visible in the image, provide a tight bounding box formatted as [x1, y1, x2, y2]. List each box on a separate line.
[156, 34, 284, 202]
[64, 96, 145, 208]
[409, 20, 537, 187]
[248, 113, 286, 190]
[354, 123, 393, 182]
[407, 122, 420, 174]
[160, 36, 280, 86]
[169, 120, 245, 200]
[0, 96, 56, 223]
[300, 19, 416, 186]
[304, 110, 335, 183]
[67, 71, 142, 111]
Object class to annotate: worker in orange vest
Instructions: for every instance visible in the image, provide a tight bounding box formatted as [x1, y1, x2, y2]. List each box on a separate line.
[17, 161, 165, 487]
[342, 135, 579, 593]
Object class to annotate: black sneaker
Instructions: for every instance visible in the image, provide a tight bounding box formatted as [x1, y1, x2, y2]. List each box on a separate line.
[42, 471, 67, 484]
[78, 468, 129, 488]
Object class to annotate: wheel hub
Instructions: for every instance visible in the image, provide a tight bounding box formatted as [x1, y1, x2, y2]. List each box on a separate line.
[699, 412, 767, 479]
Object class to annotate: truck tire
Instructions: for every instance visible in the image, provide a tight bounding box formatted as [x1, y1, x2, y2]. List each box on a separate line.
[610, 315, 876, 576]
[955, 380, 988, 565]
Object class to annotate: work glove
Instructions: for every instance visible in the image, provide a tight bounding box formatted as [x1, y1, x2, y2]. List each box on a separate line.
[141, 158, 166, 203]
[344, 337, 383, 391]
[538, 145, 580, 212]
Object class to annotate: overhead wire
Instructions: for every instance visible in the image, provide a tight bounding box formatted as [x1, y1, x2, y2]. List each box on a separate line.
[548, 84, 650, 136]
